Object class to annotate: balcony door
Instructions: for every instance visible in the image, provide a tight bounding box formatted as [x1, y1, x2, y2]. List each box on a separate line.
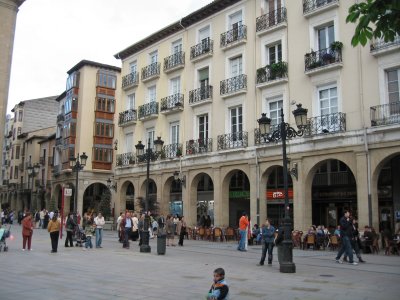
[229, 11, 243, 41]
[198, 114, 209, 142]
[170, 77, 181, 95]
[149, 51, 158, 64]
[125, 133, 133, 153]
[267, 43, 282, 65]
[387, 68, 400, 117]
[317, 24, 335, 51]
[146, 128, 155, 149]
[199, 67, 210, 99]
[230, 56, 243, 78]
[147, 86, 156, 104]
[318, 85, 338, 132]
[127, 93, 135, 110]
[129, 61, 137, 76]
[172, 39, 182, 54]
[170, 122, 180, 155]
[230, 106, 243, 144]
[267, 97, 283, 126]
[199, 26, 210, 51]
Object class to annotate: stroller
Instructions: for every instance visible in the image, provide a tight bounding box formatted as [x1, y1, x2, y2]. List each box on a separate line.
[74, 225, 87, 247]
[0, 224, 11, 252]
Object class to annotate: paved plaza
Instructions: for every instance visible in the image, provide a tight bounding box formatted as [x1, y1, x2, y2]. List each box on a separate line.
[1, 224, 399, 300]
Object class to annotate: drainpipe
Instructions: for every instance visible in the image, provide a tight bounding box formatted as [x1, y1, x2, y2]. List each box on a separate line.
[255, 149, 260, 226]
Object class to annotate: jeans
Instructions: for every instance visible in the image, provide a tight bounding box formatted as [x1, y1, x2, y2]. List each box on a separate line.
[336, 235, 354, 262]
[85, 236, 93, 249]
[65, 230, 73, 247]
[124, 227, 131, 248]
[238, 229, 247, 251]
[50, 231, 59, 252]
[95, 228, 103, 247]
[260, 241, 274, 264]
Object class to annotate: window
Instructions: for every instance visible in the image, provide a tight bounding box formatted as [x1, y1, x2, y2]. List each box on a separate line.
[149, 51, 158, 64]
[170, 122, 180, 144]
[16, 146, 20, 160]
[96, 97, 115, 113]
[93, 147, 112, 163]
[267, 43, 282, 64]
[66, 72, 80, 90]
[267, 97, 283, 125]
[129, 61, 137, 74]
[170, 77, 181, 95]
[264, 0, 281, 13]
[95, 122, 114, 138]
[387, 68, 400, 104]
[14, 166, 18, 179]
[229, 11, 243, 30]
[17, 127, 21, 136]
[64, 96, 78, 114]
[317, 24, 334, 50]
[97, 71, 117, 89]
[63, 123, 76, 137]
[199, 26, 210, 43]
[199, 68, 209, 88]
[172, 39, 182, 54]
[13, 128, 15, 140]
[230, 56, 243, 77]
[319, 86, 338, 115]
[230, 106, 243, 136]
[127, 93, 135, 110]
[125, 133, 133, 152]
[198, 114, 209, 140]
[146, 128, 155, 149]
[18, 111, 23, 122]
[10, 167, 13, 180]
[147, 86, 157, 103]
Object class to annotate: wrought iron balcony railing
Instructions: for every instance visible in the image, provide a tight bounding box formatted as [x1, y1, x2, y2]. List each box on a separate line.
[256, 62, 288, 84]
[138, 102, 159, 119]
[256, 7, 287, 32]
[39, 156, 45, 166]
[118, 108, 137, 126]
[254, 125, 280, 145]
[122, 72, 139, 89]
[116, 152, 135, 166]
[217, 131, 248, 150]
[164, 52, 185, 71]
[370, 103, 400, 126]
[160, 94, 184, 112]
[305, 112, 346, 136]
[186, 138, 213, 155]
[190, 38, 213, 60]
[189, 85, 213, 105]
[220, 74, 247, 96]
[304, 47, 342, 71]
[57, 114, 64, 123]
[55, 137, 63, 146]
[162, 143, 183, 159]
[141, 62, 160, 81]
[303, 0, 338, 15]
[370, 35, 400, 52]
[220, 25, 247, 47]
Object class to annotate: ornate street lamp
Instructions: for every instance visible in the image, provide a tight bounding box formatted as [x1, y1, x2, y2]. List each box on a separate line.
[257, 103, 308, 273]
[69, 152, 88, 213]
[135, 136, 164, 253]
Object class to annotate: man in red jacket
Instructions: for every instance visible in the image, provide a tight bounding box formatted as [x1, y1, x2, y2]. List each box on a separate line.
[238, 212, 249, 251]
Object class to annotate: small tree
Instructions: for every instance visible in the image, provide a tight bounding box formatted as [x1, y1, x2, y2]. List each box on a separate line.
[137, 196, 159, 215]
[98, 190, 112, 220]
[48, 194, 56, 212]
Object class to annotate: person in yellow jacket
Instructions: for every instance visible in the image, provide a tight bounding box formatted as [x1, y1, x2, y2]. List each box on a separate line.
[47, 213, 60, 253]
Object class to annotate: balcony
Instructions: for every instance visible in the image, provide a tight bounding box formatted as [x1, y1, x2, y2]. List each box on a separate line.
[256, 7, 287, 36]
[122, 72, 139, 90]
[304, 46, 342, 75]
[189, 86, 213, 107]
[190, 38, 213, 62]
[163, 52, 185, 73]
[256, 61, 288, 88]
[118, 108, 137, 127]
[220, 74, 247, 98]
[57, 114, 64, 124]
[55, 137, 63, 148]
[217, 132, 248, 150]
[141, 62, 160, 82]
[116, 152, 135, 167]
[160, 94, 184, 115]
[303, 0, 339, 18]
[39, 156, 45, 166]
[185, 138, 213, 155]
[138, 102, 159, 121]
[370, 36, 400, 57]
[370, 103, 400, 127]
[2, 180, 8, 186]
[52, 164, 61, 176]
[161, 143, 182, 159]
[305, 112, 346, 136]
[220, 25, 247, 50]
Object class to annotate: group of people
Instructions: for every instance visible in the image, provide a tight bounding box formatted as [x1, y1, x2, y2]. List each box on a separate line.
[1, 208, 14, 224]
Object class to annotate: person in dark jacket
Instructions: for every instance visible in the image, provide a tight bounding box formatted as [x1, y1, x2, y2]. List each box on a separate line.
[65, 213, 76, 247]
[258, 218, 275, 266]
[335, 210, 358, 265]
[344, 218, 365, 263]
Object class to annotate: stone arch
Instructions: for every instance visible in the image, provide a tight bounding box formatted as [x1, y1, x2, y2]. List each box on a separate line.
[161, 175, 182, 217]
[187, 172, 214, 226]
[119, 180, 135, 212]
[82, 182, 109, 214]
[138, 177, 157, 213]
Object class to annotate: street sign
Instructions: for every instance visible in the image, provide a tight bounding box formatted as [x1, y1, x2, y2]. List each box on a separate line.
[64, 188, 72, 196]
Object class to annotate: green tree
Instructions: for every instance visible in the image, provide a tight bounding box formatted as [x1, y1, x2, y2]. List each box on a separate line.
[346, 0, 400, 46]
[98, 190, 112, 220]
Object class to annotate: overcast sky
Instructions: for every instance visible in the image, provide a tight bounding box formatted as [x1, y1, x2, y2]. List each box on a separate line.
[7, 0, 212, 114]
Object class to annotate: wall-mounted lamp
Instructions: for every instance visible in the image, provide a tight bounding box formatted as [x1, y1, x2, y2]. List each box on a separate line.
[114, 139, 118, 150]
[173, 171, 186, 187]
[289, 162, 298, 181]
[107, 177, 117, 191]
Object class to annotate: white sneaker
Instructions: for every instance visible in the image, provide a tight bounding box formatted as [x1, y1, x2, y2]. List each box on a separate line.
[350, 262, 358, 265]
[22, 249, 25, 251]
[335, 259, 343, 264]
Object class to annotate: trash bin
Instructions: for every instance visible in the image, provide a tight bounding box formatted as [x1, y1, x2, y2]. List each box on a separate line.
[157, 232, 166, 255]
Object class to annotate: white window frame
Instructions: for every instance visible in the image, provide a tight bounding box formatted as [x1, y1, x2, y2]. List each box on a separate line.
[266, 96, 283, 125]
[317, 84, 338, 116]
[266, 42, 282, 65]
[170, 122, 180, 144]
[387, 68, 400, 104]
[149, 51, 158, 64]
[229, 55, 243, 78]
[316, 22, 335, 50]
[147, 85, 157, 103]
[171, 39, 182, 54]
[170, 77, 181, 95]
[129, 61, 137, 74]
[125, 132, 133, 152]
[197, 114, 209, 140]
[146, 128, 155, 149]
[198, 25, 211, 43]
[127, 93, 135, 110]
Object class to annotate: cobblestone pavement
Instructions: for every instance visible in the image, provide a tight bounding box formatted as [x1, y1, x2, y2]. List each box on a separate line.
[1, 224, 399, 299]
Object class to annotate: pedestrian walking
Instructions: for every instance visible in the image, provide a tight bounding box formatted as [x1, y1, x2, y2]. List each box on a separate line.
[237, 211, 249, 251]
[177, 216, 187, 246]
[21, 212, 34, 251]
[83, 215, 95, 250]
[206, 268, 229, 300]
[166, 214, 176, 246]
[344, 218, 366, 263]
[94, 212, 105, 248]
[48, 213, 60, 253]
[258, 218, 275, 266]
[122, 212, 132, 249]
[64, 213, 76, 247]
[335, 210, 358, 265]
[117, 212, 123, 242]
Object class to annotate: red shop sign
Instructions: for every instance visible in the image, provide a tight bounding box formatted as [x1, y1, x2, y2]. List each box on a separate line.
[266, 189, 293, 200]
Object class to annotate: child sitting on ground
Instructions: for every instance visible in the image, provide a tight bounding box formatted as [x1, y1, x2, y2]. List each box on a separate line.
[206, 268, 229, 300]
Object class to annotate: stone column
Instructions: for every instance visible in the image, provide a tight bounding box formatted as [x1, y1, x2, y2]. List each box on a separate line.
[356, 153, 370, 228]
[212, 167, 223, 226]
[249, 164, 258, 225]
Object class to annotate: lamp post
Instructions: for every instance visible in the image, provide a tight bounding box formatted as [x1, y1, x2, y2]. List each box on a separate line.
[257, 104, 308, 273]
[27, 163, 40, 210]
[135, 136, 164, 253]
[69, 152, 88, 213]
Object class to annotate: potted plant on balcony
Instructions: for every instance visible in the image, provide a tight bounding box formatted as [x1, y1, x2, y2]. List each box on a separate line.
[128, 155, 135, 165]
[256, 67, 267, 83]
[267, 61, 288, 80]
[176, 147, 182, 157]
[330, 41, 343, 52]
[116, 156, 123, 166]
[322, 52, 335, 64]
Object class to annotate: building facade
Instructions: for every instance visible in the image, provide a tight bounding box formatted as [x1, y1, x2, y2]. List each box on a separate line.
[113, 0, 400, 232]
[52, 60, 120, 215]
[0, 0, 25, 175]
